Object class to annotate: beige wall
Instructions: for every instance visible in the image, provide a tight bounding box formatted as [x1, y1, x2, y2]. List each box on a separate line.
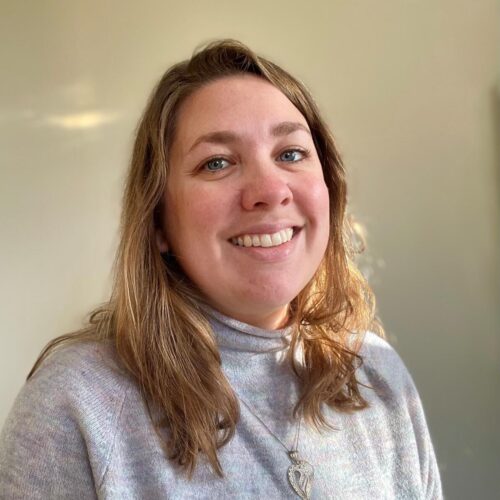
[1, 1, 498, 497]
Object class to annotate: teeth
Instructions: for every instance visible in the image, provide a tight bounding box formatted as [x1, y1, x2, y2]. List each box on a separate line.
[231, 228, 294, 248]
[271, 232, 282, 246]
[261, 234, 272, 247]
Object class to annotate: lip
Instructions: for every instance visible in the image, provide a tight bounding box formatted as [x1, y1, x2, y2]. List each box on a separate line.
[228, 222, 302, 239]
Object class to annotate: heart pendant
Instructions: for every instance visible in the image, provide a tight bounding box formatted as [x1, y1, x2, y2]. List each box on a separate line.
[287, 451, 314, 500]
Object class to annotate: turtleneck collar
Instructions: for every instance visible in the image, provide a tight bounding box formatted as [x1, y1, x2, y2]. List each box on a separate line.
[200, 304, 294, 354]
[200, 303, 300, 420]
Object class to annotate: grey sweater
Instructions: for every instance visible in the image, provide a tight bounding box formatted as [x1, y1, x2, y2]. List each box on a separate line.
[0, 308, 442, 499]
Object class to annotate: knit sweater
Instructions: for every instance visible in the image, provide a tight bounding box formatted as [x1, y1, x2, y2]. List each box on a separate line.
[0, 308, 443, 499]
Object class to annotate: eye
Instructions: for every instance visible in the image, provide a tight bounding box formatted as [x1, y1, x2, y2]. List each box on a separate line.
[202, 157, 231, 172]
[278, 148, 309, 162]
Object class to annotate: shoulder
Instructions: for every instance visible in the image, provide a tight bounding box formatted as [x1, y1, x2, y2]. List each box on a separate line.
[357, 331, 417, 399]
[354, 331, 431, 448]
[12, 339, 136, 446]
[358, 330, 404, 367]
[0, 340, 136, 495]
[29, 339, 131, 394]
[354, 331, 430, 420]
[15, 340, 134, 418]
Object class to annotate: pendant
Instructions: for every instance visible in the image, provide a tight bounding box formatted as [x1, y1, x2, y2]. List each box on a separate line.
[287, 450, 314, 500]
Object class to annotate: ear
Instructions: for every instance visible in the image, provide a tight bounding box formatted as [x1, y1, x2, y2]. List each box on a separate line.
[155, 228, 169, 253]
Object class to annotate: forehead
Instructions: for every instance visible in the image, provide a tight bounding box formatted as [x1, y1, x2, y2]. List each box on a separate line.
[172, 75, 309, 152]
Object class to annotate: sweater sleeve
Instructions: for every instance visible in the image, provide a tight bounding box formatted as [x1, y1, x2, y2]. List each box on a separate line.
[360, 332, 443, 500]
[399, 358, 442, 500]
[0, 342, 129, 500]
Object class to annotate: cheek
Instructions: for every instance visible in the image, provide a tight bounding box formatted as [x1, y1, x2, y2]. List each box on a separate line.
[314, 182, 331, 253]
[295, 174, 331, 266]
[297, 173, 330, 225]
[166, 185, 229, 247]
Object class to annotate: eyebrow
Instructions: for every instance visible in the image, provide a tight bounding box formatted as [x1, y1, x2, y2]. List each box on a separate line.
[187, 121, 311, 153]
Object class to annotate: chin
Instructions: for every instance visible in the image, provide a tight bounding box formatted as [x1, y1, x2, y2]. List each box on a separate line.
[238, 285, 303, 310]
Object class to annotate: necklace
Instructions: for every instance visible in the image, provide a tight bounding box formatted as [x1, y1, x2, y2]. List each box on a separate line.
[238, 398, 314, 500]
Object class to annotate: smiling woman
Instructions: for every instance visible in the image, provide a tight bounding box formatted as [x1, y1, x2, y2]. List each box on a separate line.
[0, 40, 442, 499]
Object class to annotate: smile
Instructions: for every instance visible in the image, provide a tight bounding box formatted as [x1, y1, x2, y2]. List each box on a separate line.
[230, 227, 295, 248]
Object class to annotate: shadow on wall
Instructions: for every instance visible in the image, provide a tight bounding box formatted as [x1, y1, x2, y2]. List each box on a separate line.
[493, 84, 500, 312]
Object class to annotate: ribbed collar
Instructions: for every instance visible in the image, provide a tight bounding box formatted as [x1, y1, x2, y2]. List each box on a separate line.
[200, 304, 300, 420]
[201, 304, 294, 354]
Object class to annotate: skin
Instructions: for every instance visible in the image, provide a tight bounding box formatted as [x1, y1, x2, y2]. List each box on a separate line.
[157, 75, 330, 330]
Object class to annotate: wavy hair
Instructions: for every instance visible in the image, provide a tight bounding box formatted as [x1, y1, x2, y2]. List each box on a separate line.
[30, 39, 384, 477]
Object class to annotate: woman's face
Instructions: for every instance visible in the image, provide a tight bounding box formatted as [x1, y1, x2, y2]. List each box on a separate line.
[158, 75, 330, 329]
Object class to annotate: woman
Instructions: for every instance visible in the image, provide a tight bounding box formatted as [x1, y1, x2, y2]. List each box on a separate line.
[0, 40, 442, 499]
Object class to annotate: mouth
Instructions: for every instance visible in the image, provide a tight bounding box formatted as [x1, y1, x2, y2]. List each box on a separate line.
[229, 226, 301, 248]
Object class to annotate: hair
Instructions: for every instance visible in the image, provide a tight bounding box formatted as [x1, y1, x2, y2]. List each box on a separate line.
[30, 39, 383, 478]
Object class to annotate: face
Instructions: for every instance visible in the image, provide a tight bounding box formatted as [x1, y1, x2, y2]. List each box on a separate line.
[157, 75, 330, 329]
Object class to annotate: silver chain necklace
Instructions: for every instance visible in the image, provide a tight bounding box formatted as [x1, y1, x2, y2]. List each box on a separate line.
[238, 397, 314, 499]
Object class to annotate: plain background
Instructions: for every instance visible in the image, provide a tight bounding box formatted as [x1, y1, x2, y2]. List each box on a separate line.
[1, 1, 499, 498]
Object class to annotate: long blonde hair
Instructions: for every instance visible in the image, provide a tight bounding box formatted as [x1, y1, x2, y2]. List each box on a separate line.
[30, 39, 383, 477]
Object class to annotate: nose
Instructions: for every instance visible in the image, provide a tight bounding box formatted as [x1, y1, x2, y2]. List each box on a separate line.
[240, 164, 293, 211]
